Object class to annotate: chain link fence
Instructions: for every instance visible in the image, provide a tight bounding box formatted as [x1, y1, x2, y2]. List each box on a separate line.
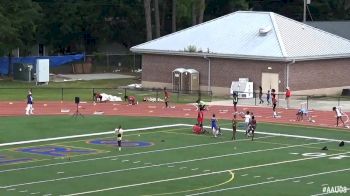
[1, 88, 350, 111]
[0, 87, 212, 104]
[85, 53, 142, 73]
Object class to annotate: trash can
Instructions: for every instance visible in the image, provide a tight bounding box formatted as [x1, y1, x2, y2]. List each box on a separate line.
[13, 63, 34, 81]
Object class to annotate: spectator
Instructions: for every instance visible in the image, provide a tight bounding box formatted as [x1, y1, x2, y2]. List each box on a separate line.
[266, 90, 271, 105]
[232, 92, 238, 112]
[285, 87, 291, 109]
[25, 90, 34, 115]
[164, 87, 170, 108]
[258, 86, 264, 104]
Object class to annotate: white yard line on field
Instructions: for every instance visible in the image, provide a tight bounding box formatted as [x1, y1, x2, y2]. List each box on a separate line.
[0, 124, 184, 147]
[186, 168, 350, 196]
[179, 124, 350, 143]
[0, 135, 275, 174]
[61, 152, 350, 196]
[0, 140, 330, 189]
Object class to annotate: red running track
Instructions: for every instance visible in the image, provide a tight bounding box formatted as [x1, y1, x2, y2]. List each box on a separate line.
[0, 101, 348, 130]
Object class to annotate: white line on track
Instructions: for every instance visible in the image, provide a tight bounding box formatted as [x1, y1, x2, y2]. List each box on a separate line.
[187, 168, 350, 196]
[62, 153, 350, 196]
[0, 135, 275, 174]
[0, 141, 331, 189]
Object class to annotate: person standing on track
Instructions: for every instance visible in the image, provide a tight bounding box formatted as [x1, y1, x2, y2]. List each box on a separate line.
[258, 86, 264, 104]
[333, 107, 345, 127]
[285, 87, 291, 109]
[266, 90, 271, 105]
[25, 90, 34, 115]
[232, 92, 238, 113]
[164, 87, 170, 108]
[271, 89, 278, 118]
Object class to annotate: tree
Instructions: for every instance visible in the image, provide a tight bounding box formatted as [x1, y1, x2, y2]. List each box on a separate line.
[0, 0, 41, 56]
[198, 0, 205, 23]
[172, 0, 177, 32]
[191, 0, 206, 25]
[154, 0, 161, 38]
[144, 0, 152, 41]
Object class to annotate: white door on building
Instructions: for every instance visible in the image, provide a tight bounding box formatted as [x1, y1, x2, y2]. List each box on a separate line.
[261, 73, 279, 93]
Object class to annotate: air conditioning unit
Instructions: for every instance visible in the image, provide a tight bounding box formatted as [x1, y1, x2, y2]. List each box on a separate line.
[230, 78, 253, 98]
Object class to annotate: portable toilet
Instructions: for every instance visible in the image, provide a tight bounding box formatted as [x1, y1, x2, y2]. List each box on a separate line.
[172, 68, 186, 92]
[182, 69, 199, 92]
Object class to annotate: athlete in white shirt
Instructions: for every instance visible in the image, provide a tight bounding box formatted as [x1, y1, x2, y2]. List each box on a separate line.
[333, 107, 345, 127]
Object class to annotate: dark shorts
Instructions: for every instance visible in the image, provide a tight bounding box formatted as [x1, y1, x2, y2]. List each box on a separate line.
[117, 140, 121, 146]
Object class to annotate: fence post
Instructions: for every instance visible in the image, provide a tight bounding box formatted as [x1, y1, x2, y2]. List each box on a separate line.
[177, 91, 180, 103]
[338, 96, 340, 106]
[306, 96, 309, 110]
[133, 54, 136, 71]
[124, 88, 127, 101]
[61, 88, 63, 102]
[156, 89, 159, 102]
[106, 53, 110, 71]
[92, 88, 95, 101]
[198, 90, 201, 102]
[254, 92, 257, 106]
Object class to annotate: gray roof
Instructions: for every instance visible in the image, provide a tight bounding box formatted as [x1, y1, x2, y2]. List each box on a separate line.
[306, 21, 350, 41]
[131, 11, 350, 62]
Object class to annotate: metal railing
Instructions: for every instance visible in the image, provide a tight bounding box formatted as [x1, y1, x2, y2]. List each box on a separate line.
[214, 92, 350, 112]
[1, 88, 349, 111]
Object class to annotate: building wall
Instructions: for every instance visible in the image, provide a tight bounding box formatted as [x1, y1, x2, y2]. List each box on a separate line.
[142, 54, 350, 95]
[289, 58, 350, 91]
[142, 54, 286, 95]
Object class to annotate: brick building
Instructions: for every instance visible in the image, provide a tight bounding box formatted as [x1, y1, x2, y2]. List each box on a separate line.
[131, 11, 350, 95]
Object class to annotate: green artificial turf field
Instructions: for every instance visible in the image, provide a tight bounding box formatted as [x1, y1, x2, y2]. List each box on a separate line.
[0, 116, 349, 196]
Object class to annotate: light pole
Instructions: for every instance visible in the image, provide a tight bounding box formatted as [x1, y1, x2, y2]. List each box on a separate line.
[204, 56, 211, 92]
[303, 0, 311, 23]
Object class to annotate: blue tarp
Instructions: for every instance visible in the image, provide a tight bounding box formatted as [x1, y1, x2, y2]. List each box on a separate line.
[0, 53, 84, 75]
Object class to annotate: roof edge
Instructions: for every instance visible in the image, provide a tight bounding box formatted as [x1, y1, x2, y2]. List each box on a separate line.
[270, 13, 288, 57]
[131, 49, 289, 62]
[131, 49, 350, 62]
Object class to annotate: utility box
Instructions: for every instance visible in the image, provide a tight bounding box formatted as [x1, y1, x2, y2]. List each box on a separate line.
[13, 63, 34, 82]
[36, 59, 50, 84]
[172, 68, 186, 92]
[182, 69, 199, 92]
